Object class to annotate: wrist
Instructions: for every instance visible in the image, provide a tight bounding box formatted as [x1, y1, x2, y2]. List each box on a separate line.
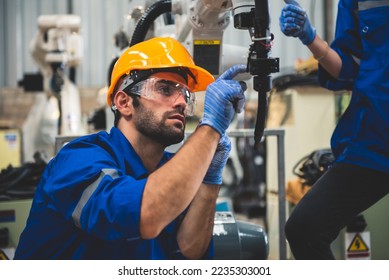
[313, 41, 330, 61]
[198, 119, 224, 137]
[203, 170, 223, 185]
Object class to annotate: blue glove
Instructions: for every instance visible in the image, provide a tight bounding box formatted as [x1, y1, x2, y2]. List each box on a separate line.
[280, 0, 316, 45]
[200, 64, 247, 136]
[203, 133, 231, 185]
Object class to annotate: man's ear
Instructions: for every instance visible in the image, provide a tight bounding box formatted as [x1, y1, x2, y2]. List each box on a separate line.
[114, 91, 133, 116]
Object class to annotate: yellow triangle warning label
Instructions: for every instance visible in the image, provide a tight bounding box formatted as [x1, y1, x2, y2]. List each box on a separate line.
[347, 233, 369, 252]
[0, 249, 9, 260]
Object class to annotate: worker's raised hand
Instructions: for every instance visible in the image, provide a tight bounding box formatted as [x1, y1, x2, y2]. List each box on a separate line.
[203, 133, 231, 185]
[200, 64, 247, 136]
[280, 0, 316, 45]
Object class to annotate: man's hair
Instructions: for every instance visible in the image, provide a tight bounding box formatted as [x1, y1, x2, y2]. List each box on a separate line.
[111, 76, 141, 127]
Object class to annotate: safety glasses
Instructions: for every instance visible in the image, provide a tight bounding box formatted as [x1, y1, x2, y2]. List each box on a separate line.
[125, 78, 196, 116]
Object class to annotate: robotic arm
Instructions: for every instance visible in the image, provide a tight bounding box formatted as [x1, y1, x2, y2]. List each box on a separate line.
[232, 0, 279, 149]
[30, 14, 82, 94]
[29, 14, 83, 136]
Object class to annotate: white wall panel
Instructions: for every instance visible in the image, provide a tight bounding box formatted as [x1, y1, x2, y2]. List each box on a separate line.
[73, 0, 130, 87]
[4, 0, 22, 87]
[0, 0, 5, 86]
[22, 0, 40, 73]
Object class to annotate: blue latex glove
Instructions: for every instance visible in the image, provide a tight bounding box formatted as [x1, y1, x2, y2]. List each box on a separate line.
[203, 133, 231, 185]
[280, 0, 316, 45]
[200, 64, 247, 136]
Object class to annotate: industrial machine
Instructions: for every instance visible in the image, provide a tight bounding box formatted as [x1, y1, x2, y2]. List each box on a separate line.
[21, 14, 84, 161]
[213, 211, 268, 260]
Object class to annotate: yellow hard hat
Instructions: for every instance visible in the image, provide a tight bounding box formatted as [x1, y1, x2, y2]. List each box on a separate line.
[107, 37, 215, 106]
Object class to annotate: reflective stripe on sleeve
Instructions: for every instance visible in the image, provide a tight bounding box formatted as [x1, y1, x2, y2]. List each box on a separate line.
[352, 55, 360, 65]
[72, 168, 119, 228]
[359, 0, 389, 11]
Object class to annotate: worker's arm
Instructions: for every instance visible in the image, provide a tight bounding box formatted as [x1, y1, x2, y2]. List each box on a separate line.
[308, 35, 342, 79]
[140, 65, 247, 241]
[177, 133, 231, 259]
[177, 183, 219, 259]
[140, 125, 219, 241]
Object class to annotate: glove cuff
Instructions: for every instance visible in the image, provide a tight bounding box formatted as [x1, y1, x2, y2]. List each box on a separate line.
[301, 27, 316, 45]
[198, 119, 223, 136]
[203, 171, 223, 185]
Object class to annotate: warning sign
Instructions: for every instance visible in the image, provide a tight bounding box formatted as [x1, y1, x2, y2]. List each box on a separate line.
[0, 249, 9, 260]
[0, 248, 15, 260]
[345, 232, 371, 260]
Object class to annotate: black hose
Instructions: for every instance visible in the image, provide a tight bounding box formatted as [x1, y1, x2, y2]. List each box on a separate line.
[253, 85, 268, 150]
[129, 0, 172, 47]
[252, 0, 272, 150]
[108, 1, 172, 89]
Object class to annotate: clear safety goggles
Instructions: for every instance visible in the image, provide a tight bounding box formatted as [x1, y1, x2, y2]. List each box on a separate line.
[124, 77, 196, 116]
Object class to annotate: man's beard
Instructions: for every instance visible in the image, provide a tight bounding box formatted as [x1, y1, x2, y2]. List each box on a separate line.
[133, 103, 186, 146]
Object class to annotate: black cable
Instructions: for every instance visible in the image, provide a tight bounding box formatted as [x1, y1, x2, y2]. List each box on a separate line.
[129, 0, 172, 47]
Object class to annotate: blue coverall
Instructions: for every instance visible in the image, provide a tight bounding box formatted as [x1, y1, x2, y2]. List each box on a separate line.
[14, 127, 212, 259]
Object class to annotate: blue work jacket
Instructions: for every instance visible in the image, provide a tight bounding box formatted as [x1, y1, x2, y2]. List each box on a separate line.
[14, 127, 212, 259]
[318, 0, 389, 173]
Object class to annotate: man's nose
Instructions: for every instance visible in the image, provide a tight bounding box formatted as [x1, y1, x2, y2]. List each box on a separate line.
[172, 92, 187, 106]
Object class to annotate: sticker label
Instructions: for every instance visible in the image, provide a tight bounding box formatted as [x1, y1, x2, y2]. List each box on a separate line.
[345, 232, 371, 259]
